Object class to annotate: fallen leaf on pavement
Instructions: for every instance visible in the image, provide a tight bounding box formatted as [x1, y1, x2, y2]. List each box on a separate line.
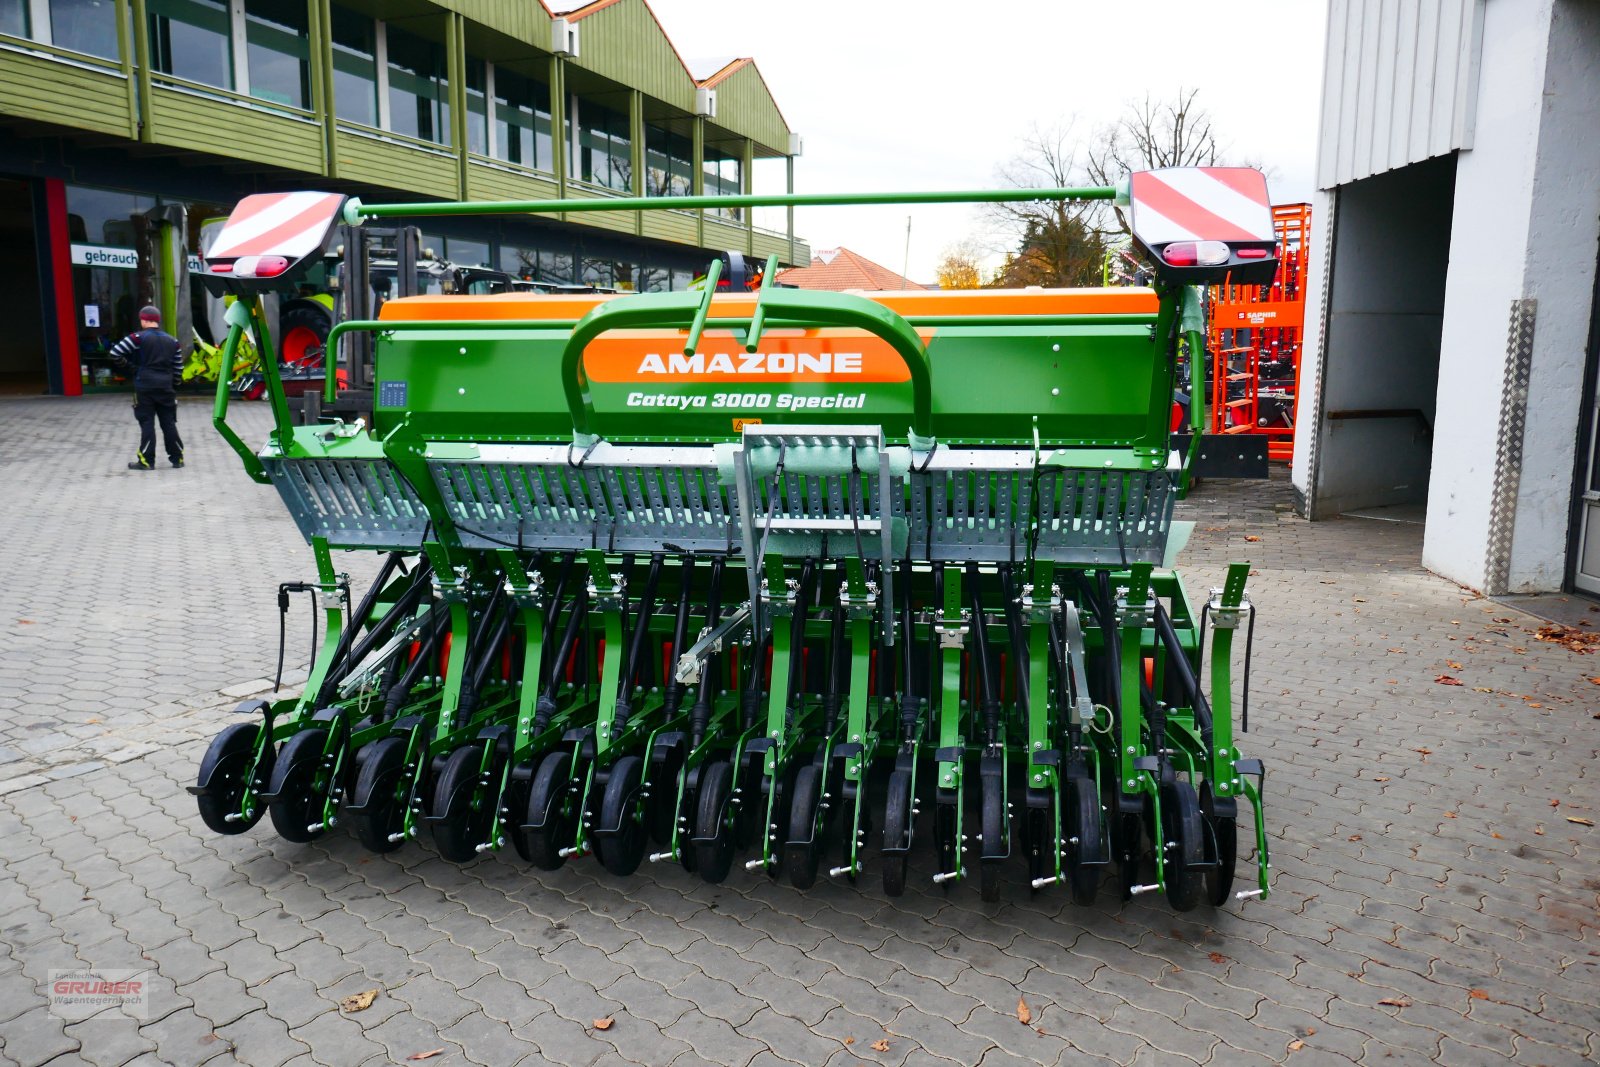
[1373, 776, 1390, 782]
[843, 1037, 855, 1046]
[1468, 989, 1490, 1000]
[1208, 951, 1228, 964]
[1567, 817, 1595, 827]
[1587, 677, 1600, 685]
[1471, 687, 1494, 693]
[1413, 748, 1433, 758]
[1443, 812, 1457, 819]
[16, 619, 33, 625]
[1447, 660, 1463, 670]
[1016, 997, 1031, 1025]
[1287, 1039, 1306, 1052]
[406, 1052, 445, 1062]
[870, 1039, 891, 1052]
[340, 989, 379, 1013]
[1491, 831, 1503, 839]
[592, 1017, 614, 1031]
[1378, 997, 1412, 1007]
[1434, 675, 1463, 686]
[1550, 798, 1560, 808]
[1387, 647, 1405, 654]
[1244, 535, 1261, 542]
[1535, 825, 1545, 835]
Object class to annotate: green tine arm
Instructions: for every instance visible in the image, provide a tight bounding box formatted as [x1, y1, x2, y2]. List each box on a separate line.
[744, 254, 780, 353]
[684, 259, 722, 357]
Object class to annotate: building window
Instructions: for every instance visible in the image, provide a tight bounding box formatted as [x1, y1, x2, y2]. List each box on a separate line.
[464, 58, 487, 155]
[148, 0, 234, 90]
[386, 23, 447, 144]
[574, 98, 630, 192]
[244, 0, 308, 109]
[0, 1, 27, 37]
[645, 124, 691, 198]
[50, 0, 119, 60]
[703, 146, 742, 220]
[445, 237, 489, 268]
[329, 7, 375, 126]
[492, 67, 552, 171]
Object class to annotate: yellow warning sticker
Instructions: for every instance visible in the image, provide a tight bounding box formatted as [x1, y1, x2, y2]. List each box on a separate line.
[732, 418, 763, 431]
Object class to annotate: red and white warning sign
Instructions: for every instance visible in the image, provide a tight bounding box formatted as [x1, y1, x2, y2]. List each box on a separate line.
[204, 191, 345, 261]
[1128, 168, 1274, 246]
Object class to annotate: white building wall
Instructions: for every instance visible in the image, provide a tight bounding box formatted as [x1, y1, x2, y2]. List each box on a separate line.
[1317, 0, 1484, 189]
[1424, 0, 1600, 592]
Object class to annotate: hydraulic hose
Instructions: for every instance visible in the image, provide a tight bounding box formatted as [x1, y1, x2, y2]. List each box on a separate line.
[822, 564, 848, 734]
[536, 585, 589, 733]
[784, 559, 817, 725]
[660, 556, 697, 716]
[454, 582, 509, 725]
[688, 558, 725, 749]
[999, 565, 1030, 718]
[382, 602, 447, 720]
[314, 551, 403, 705]
[613, 553, 665, 737]
[967, 565, 1001, 748]
[537, 554, 575, 690]
[1153, 601, 1213, 749]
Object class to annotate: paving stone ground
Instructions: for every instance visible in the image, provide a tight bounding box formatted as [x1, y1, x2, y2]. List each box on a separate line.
[2, 395, 1597, 1066]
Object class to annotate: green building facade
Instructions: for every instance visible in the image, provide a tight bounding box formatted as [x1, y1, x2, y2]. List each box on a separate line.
[0, 0, 806, 394]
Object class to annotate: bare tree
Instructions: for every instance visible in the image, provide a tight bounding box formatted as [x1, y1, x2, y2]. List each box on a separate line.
[986, 122, 1106, 287]
[1085, 89, 1223, 234]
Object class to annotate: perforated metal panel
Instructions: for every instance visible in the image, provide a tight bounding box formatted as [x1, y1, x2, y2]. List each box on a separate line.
[430, 444, 741, 553]
[910, 452, 1176, 565]
[264, 457, 430, 549]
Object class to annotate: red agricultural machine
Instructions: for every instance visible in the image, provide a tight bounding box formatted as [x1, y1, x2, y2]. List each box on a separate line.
[1207, 204, 1311, 463]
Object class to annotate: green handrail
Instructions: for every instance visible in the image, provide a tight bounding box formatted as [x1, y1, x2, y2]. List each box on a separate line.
[212, 300, 269, 483]
[344, 186, 1118, 224]
[560, 287, 935, 446]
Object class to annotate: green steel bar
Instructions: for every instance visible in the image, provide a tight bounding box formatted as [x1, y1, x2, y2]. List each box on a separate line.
[211, 306, 269, 483]
[345, 186, 1119, 223]
[246, 299, 294, 451]
[684, 259, 722, 356]
[744, 254, 780, 353]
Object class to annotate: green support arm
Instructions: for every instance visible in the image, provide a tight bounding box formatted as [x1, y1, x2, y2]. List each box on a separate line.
[212, 300, 270, 483]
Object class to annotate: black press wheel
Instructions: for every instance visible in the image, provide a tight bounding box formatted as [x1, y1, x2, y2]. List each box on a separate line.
[594, 755, 647, 878]
[693, 760, 737, 884]
[431, 745, 493, 863]
[880, 769, 913, 898]
[784, 763, 824, 889]
[349, 736, 409, 854]
[1065, 776, 1103, 906]
[266, 728, 330, 844]
[195, 722, 268, 835]
[646, 746, 685, 846]
[523, 749, 575, 871]
[1203, 785, 1238, 906]
[978, 774, 1006, 903]
[1160, 780, 1205, 913]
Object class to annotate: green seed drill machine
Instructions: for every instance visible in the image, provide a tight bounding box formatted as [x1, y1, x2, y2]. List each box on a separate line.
[189, 168, 1273, 909]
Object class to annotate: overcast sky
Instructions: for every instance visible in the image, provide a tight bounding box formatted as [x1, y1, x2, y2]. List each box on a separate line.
[646, 0, 1328, 281]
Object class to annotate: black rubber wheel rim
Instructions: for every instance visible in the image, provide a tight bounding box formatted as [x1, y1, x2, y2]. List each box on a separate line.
[349, 737, 408, 854]
[881, 769, 912, 898]
[1161, 780, 1205, 913]
[784, 763, 823, 889]
[1024, 806, 1050, 893]
[1116, 809, 1145, 902]
[693, 760, 736, 884]
[1205, 812, 1237, 906]
[1065, 777, 1102, 906]
[431, 745, 492, 863]
[595, 755, 647, 877]
[523, 749, 574, 871]
[196, 722, 267, 835]
[979, 775, 1006, 903]
[645, 748, 684, 847]
[266, 728, 330, 844]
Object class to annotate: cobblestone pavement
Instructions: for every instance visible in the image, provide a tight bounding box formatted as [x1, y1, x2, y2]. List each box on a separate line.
[2, 396, 1598, 1066]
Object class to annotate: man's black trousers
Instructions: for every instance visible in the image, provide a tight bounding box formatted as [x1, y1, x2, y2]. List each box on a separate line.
[133, 389, 184, 467]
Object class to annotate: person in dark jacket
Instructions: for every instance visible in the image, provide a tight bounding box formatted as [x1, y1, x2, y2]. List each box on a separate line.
[109, 305, 185, 470]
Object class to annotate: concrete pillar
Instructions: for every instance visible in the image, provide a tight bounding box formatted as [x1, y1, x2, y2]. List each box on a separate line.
[1424, 0, 1600, 592]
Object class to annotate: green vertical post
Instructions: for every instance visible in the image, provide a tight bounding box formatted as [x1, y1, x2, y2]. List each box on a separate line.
[692, 113, 705, 249]
[1208, 562, 1250, 798]
[629, 89, 644, 235]
[741, 137, 755, 255]
[115, 0, 136, 138]
[549, 54, 567, 209]
[130, 0, 152, 140]
[446, 12, 467, 200]
[785, 153, 795, 265]
[935, 566, 964, 792]
[244, 300, 293, 451]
